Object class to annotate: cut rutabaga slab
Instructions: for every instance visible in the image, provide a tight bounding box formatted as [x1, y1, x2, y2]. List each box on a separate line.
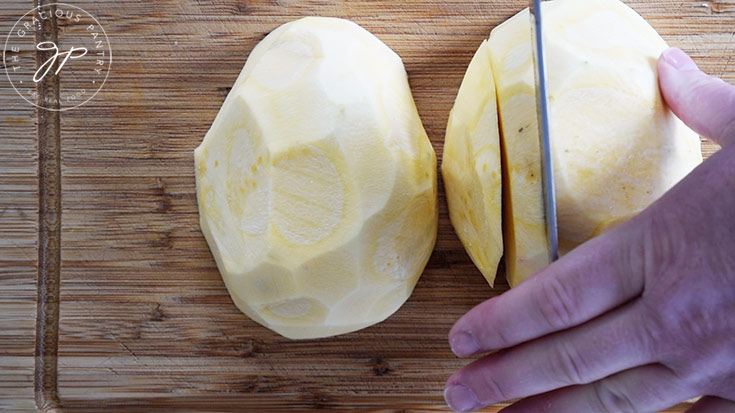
[441, 40, 503, 286]
[488, 0, 702, 287]
[194, 17, 437, 339]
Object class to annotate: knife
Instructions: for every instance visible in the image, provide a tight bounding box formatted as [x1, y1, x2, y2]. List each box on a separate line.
[530, 0, 559, 262]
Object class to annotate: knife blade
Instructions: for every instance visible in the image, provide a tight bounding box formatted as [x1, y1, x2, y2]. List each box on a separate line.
[530, 0, 559, 262]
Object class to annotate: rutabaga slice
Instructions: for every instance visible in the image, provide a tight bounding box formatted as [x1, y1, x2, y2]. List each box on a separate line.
[194, 17, 437, 339]
[442, 40, 503, 286]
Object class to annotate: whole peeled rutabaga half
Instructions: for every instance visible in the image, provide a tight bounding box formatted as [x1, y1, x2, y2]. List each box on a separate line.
[489, 0, 702, 286]
[194, 17, 437, 339]
[442, 0, 703, 288]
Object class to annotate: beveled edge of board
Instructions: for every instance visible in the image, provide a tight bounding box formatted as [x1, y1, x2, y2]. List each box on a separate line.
[34, 0, 62, 410]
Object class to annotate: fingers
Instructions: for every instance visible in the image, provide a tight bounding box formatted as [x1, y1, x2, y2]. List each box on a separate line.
[658, 47, 735, 147]
[501, 364, 697, 413]
[687, 396, 735, 413]
[444, 302, 657, 412]
[448, 224, 645, 357]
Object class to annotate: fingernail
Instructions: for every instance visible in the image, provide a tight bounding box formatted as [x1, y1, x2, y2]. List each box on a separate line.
[449, 331, 479, 357]
[661, 47, 698, 71]
[444, 384, 479, 412]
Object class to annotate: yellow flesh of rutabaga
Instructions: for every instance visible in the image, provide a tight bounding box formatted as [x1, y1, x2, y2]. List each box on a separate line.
[195, 17, 437, 339]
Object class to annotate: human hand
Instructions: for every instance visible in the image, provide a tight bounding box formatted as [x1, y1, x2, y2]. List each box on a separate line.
[443, 47, 735, 413]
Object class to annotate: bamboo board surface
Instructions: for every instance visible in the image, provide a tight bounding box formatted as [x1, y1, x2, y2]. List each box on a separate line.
[0, 0, 732, 411]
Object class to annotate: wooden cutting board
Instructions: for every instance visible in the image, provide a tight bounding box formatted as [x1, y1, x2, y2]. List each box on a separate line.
[1, 0, 731, 411]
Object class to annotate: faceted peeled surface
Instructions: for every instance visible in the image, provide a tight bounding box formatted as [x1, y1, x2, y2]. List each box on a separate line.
[488, 0, 702, 287]
[441, 39, 503, 286]
[194, 17, 437, 339]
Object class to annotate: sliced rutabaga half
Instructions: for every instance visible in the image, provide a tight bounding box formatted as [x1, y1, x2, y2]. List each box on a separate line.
[442, 40, 503, 286]
[488, 0, 702, 287]
[194, 17, 437, 339]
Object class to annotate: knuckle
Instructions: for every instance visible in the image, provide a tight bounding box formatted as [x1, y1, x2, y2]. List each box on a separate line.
[718, 109, 735, 144]
[638, 297, 735, 395]
[593, 379, 638, 413]
[472, 299, 514, 349]
[640, 290, 724, 367]
[492, 318, 514, 349]
[630, 303, 668, 359]
[479, 372, 510, 403]
[640, 213, 684, 284]
[552, 341, 591, 385]
[536, 276, 578, 330]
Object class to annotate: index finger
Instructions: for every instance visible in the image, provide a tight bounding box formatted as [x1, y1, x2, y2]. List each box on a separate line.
[448, 220, 647, 357]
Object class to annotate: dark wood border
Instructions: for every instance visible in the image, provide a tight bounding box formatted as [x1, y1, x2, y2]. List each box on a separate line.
[34, 0, 61, 410]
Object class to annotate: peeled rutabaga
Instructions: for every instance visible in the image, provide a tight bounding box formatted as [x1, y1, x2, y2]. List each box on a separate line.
[443, 0, 702, 288]
[441, 40, 503, 286]
[488, 0, 702, 286]
[194, 17, 437, 339]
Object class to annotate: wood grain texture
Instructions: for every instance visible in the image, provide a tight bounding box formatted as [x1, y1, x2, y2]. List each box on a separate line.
[0, 0, 733, 410]
[0, 2, 40, 412]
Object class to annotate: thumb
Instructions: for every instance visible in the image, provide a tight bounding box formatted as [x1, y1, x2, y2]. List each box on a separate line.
[658, 47, 735, 147]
